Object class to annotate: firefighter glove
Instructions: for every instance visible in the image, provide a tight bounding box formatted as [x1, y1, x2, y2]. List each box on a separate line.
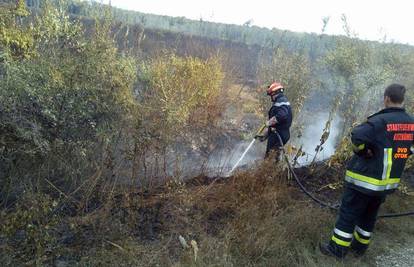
[266, 116, 277, 127]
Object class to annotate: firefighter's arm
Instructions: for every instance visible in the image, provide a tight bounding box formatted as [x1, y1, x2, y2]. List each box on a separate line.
[270, 105, 289, 124]
[351, 120, 376, 157]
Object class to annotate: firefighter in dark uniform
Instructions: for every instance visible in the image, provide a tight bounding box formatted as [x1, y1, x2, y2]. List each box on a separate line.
[256, 82, 293, 159]
[320, 84, 414, 259]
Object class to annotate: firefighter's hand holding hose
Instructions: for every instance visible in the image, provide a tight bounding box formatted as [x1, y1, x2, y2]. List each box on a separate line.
[254, 117, 276, 142]
[255, 128, 268, 142]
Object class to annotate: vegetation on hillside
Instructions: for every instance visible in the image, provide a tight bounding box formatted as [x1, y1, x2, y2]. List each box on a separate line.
[1, 1, 414, 266]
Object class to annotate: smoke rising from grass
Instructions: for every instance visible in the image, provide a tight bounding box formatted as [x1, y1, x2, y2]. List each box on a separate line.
[295, 112, 342, 165]
[202, 112, 342, 175]
[166, 112, 342, 178]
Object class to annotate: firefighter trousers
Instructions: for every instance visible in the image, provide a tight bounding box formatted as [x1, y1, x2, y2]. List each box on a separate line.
[329, 186, 386, 257]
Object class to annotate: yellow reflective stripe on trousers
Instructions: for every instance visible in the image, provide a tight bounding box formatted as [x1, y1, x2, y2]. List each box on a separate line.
[331, 236, 351, 247]
[354, 231, 370, 245]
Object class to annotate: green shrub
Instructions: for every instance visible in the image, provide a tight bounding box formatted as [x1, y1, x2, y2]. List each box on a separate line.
[1, 193, 60, 265]
[0, 0, 137, 202]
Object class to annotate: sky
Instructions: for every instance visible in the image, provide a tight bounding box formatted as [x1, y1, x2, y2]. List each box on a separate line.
[104, 0, 414, 45]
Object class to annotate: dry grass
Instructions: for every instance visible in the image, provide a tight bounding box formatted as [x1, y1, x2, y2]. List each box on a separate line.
[1, 161, 414, 266]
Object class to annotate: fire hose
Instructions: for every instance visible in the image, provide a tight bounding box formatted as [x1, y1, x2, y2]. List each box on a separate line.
[273, 127, 414, 218]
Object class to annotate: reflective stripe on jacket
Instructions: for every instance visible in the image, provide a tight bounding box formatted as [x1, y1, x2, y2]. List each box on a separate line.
[346, 107, 414, 196]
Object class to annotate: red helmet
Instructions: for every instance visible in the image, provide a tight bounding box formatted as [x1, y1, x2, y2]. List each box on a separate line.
[266, 82, 284, 96]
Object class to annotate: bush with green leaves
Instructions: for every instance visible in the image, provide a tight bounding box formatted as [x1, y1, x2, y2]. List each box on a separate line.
[131, 54, 224, 180]
[322, 17, 414, 163]
[138, 54, 223, 140]
[1, 193, 60, 265]
[0, 0, 137, 202]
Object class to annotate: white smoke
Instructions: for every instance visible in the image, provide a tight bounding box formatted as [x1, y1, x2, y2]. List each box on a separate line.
[165, 112, 342, 178]
[294, 112, 342, 165]
[164, 139, 264, 178]
[202, 112, 343, 175]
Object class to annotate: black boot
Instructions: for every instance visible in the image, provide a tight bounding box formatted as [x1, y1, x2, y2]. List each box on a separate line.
[350, 240, 367, 257]
[319, 242, 347, 259]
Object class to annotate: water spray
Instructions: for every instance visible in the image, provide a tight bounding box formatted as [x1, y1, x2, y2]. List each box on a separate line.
[227, 124, 266, 176]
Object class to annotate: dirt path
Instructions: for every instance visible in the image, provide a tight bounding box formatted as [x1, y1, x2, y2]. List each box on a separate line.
[375, 240, 414, 267]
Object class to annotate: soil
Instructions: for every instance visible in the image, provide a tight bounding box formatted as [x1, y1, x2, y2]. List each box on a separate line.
[376, 241, 414, 267]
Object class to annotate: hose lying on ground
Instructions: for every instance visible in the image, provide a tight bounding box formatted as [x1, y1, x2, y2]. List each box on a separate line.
[274, 132, 414, 219]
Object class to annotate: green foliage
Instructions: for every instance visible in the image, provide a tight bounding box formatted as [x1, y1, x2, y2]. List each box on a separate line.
[137, 54, 224, 147]
[1, 2, 414, 266]
[324, 37, 369, 81]
[323, 20, 408, 122]
[1, 193, 60, 264]
[321, 18, 414, 162]
[0, 0, 137, 202]
[0, 0, 35, 60]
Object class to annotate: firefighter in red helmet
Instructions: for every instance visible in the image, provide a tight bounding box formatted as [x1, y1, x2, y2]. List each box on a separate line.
[256, 82, 293, 159]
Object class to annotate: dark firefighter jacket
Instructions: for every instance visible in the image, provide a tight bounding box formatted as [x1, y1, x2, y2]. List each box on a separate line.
[346, 107, 414, 196]
[267, 93, 293, 152]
